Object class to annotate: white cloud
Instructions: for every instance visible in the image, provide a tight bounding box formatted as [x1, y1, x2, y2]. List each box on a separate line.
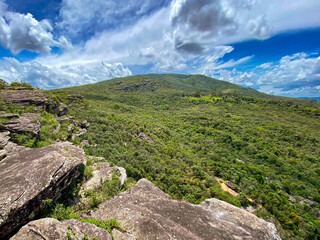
[0, 58, 131, 89]
[0, 3, 71, 54]
[170, 0, 273, 53]
[206, 53, 320, 97]
[58, 0, 170, 38]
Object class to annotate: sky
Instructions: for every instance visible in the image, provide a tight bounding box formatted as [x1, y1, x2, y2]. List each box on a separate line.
[0, 0, 319, 97]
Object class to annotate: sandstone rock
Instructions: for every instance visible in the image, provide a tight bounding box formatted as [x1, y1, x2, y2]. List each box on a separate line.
[11, 218, 111, 240]
[58, 105, 68, 117]
[81, 139, 90, 147]
[0, 90, 58, 112]
[67, 94, 84, 101]
[72, 128, 87, 140]
[0, 131, 26, 160]
[112, 228, 136, 240]
[81, 163, 127, 194]
[138, 132, 153, 143]
[226, 181, 236, 191]
[0, 113, 19, 119]
[2, 113, 41, 137]
[88, 179, 280, 240]
[0, 142, 86, 238]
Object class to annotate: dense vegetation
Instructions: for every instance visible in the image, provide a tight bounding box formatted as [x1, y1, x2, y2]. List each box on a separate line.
[1, 74, 319, 239]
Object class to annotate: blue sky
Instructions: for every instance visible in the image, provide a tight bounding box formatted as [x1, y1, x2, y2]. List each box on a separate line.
[0, 0, 319, 97]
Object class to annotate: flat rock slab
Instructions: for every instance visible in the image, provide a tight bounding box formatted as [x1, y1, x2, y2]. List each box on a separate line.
[89, 179, 280, 240]
[0, 90, 50, 107]
[11, 218, 111, 240]
[0, 142, 86, 238]
[3, 113, 41, 136]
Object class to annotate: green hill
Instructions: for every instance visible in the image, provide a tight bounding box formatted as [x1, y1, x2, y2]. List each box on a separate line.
[3, 73, 316, 239]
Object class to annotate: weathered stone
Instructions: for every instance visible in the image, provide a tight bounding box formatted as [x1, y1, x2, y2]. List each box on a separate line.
[80, 120, 90, 129]
[0, 142, 86, 238]
[11, 218, 111, 240]
[67, 94, 84, 101]
[112, 228, 136, 240]
[81, 139, 90, 147]
[58, 105, 68, 117]
[0, 113, 19, 119]
[88, 179, 280, 240]
[0, 90, 58, 112]
[81, 163, 127, 194]
[2, 113, 41, 137]
[72, 128, 87, 140]
[138, 132, 153, 143]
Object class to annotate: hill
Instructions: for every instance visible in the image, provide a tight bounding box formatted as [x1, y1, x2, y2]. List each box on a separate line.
[1, 74, 319, 239]
[49, 74, 320, 239]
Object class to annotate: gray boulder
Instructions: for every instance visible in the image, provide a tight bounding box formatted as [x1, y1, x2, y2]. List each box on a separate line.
[0, 142, 86, 238]
[11, 218, 111, 240]
[88, 179, 280, 240]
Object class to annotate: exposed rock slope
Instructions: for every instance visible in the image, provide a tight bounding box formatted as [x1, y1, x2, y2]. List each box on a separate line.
[88, 179, 280, 240]
[0, 142, 85, 238]
[11, 218, 111, 240]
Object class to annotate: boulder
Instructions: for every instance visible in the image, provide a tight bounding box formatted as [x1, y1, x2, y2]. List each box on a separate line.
[0, 142, 86, 238]
[11, 218, 111, 240]
[58, 105, 68, 117]
[0, 131, 26, 160]
[88, 179, 280, 240]
[1, 113, 41, 137]
[138, 132, 153, 143]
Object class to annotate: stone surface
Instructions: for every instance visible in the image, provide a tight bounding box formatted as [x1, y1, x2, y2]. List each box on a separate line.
[0, 142, 86, 238]
[0, 131, 26, 161]
[112, 228, 136, 240]
[88, 179, 280, 240]
[11, 218, 111, 240]
[1, 113, 41, 137]
[138, 132, 153, 143]
[81, 163, 127, 194]
[58, 105, 68, 117]
[0, 90, 58, 112]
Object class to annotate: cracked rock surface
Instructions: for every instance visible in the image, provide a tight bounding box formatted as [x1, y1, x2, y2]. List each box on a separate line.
[10, 218, 111, 240]
[0, 142, 85, 238]
[88, 179, 281, 240]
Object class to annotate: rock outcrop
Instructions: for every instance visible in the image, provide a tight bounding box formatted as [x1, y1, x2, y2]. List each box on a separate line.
[0, 142, 86, 238]
[0, 90, 58, 112]
[81, 162, 127, 195]
[11, 218, 111, 240]
[88, 179, 280, 240]
[0, 113, 41, 137]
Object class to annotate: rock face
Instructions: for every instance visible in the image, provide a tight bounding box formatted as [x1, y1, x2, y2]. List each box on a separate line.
[0, 90, 58, 112]
[1, 113, 41, 137]
[81, 163, 127, 195]
[0, 131, 26, 160]
[0, 142, 86, 238]
[138, 132, 153, 143]
[89, 179, 280, 240]
[11, 218, 111, 240]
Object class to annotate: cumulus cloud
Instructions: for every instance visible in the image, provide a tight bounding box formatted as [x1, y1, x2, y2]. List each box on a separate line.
[170, 0, 273, 53]
[0, 2, 71, 54]
[206, 53, 320, 97]
[0, 58, 131, 89]
[58, 0, 171, 38]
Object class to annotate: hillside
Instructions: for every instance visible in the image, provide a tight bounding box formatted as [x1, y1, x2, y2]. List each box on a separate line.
[49, 74, 320, 239]
[0, 75, 319, 239]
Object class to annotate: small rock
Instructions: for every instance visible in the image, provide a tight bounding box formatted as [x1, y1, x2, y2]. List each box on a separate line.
[58, 105, 68, 117]
[81, 139, 90, 147]
[72, 128, 87, 140]
[226, 181, 236, 191]
[138, 132, 153, 143]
